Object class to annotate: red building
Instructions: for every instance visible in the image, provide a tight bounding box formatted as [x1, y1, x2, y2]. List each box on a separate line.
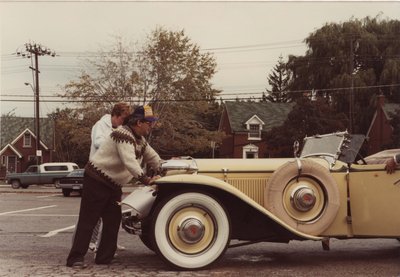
[0, 116, 55, 179]
[218, 101, 294, 158]
[366, 95, 400, 155]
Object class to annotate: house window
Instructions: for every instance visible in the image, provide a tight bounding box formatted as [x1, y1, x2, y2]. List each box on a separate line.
[248, 124, 261, 139]
[28, 155, 36, 163]
[1, 155, 6, 166]
[23, 133, 32, 147]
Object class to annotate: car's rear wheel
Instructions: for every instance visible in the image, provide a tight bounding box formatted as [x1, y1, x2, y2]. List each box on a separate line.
[11, 180, 21, 189]
[265, 159, 340, 235]
[151, 191, 230, 270]
[62, 188, 71, 197]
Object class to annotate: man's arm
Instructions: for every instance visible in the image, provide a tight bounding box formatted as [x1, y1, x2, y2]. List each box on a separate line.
[92, 121, 110, 152]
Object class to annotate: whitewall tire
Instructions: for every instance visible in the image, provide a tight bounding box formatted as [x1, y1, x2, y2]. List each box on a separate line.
[152, 192, 230, 270]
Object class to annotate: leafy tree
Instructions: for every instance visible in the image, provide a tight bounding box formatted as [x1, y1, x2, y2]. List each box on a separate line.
[264, 55, 291, 102]
[264, 97, 348, 157]
[48, 108, 92, 167]
[59, 29, 223, 160]
[133, 28, 223, 157]
[286, 15, 400, 134]
[62, 36, 139, 114]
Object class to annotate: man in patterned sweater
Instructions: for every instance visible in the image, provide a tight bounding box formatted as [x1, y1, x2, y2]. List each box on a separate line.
[66, 105, 161, 268]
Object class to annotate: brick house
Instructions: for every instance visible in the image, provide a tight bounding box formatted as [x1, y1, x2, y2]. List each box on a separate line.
[366, 95, 400, 155]
[0, 116, 55, 179]
[218, 101, 294, 158]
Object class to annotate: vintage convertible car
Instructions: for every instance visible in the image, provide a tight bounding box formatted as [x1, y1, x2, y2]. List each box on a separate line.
[121, 131, 400, 270]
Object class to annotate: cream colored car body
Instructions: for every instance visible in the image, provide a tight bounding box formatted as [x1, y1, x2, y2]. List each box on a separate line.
[121, 132, 400, 269]
[157, 158, 400, 238]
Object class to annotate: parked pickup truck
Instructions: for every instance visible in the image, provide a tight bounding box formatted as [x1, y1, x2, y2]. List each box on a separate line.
[5, 162, 79, 189]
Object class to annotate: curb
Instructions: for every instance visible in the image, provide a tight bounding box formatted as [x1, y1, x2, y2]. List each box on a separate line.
[0, 185, 136, 195]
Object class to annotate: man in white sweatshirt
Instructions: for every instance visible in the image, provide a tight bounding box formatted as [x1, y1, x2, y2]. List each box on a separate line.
[87, 102, 132, 252]
[89, 102, 132, 159]
[66, 105, 161, 268]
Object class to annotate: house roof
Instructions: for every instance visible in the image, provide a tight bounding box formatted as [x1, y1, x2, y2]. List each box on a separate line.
[0, 144, 23, 158]
[0, 116, 54, 149]
[224, 101, 295, 132]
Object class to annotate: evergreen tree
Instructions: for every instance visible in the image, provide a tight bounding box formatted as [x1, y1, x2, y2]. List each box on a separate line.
[264, 55, 291, 102]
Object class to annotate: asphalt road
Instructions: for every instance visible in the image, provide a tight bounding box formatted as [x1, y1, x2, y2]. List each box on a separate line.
[1, 185, 400, 276]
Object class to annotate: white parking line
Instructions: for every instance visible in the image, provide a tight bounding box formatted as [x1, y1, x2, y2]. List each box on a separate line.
[40, 225, 76, 237]
[36, 194, 59, 198]
[11, 214, 76, 217]
[0, 205, 57, 216]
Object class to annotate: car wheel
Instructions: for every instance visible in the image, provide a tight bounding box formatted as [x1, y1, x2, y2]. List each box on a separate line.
[151, 191, 230, 270]
[11, 180, 21, 189]
[139, 218, 155, 252]
[265, 159, 340, 236]
[54, 179, 60, 188]
[62, 189, 71, 197]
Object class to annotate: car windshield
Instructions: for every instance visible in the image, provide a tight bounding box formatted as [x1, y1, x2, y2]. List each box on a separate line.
[300, 133, 345, 158]
[300, 131, 365, 164]
[67, 169, 84, 177]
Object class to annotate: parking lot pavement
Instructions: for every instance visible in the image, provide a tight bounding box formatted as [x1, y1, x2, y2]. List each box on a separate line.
[0, 182, 137, 195]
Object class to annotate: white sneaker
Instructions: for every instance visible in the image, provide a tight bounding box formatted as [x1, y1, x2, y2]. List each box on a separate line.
[117, 244, 126, 251]
[89, 242, 97, 252]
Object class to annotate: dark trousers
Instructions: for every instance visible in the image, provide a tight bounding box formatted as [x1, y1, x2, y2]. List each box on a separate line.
[66, 173, 122, 265]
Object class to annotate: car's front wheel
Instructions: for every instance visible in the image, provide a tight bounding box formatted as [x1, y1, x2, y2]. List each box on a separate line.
[140, 218, 155, 252]
[11, 180, 21, 189]
[151, 191, 230, 270]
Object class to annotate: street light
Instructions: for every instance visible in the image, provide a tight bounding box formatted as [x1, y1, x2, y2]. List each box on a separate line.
[24, 82, 35, 115]
[24, 82, 38, 162]
[24, 82, 34, 90]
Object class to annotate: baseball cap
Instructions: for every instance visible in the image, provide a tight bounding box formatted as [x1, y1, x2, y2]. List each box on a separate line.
[132, 105, 158, 122]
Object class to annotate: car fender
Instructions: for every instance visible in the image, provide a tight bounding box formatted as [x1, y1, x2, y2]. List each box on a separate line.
[155, 174, 322, 241]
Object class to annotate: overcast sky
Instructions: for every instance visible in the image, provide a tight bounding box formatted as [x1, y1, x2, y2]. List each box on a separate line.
[1, 1, 400, 117]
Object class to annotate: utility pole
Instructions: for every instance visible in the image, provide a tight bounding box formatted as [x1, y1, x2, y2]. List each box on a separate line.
[349, 39, 354, 133]
[16, 43, 56, 164]
[349, 38, 359, 134]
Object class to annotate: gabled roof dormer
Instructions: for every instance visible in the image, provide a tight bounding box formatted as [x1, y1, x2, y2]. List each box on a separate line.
[245, 115, 264, 140]
[11, 128, 49, 150]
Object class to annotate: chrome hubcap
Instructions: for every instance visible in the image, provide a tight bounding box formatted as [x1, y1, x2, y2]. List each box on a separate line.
[291, 185, 316, 212]
[178, 217, 205, 244]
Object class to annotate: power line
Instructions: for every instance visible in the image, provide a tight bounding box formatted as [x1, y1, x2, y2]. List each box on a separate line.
[2, 83, 400, 104]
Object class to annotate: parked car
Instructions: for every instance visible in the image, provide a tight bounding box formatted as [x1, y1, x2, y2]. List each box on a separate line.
[5, 162, 79, 189]
[121, 131, 400, 270]
[59, 169, 84, 197]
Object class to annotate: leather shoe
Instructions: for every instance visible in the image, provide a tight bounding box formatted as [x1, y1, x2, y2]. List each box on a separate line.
[67, 261, 88, 269]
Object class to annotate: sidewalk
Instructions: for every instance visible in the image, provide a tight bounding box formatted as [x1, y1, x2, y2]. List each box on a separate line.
[0, 181, 137, 195]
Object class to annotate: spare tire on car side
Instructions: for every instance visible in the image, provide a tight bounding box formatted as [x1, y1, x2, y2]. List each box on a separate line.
[265, 159, 340, 236]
